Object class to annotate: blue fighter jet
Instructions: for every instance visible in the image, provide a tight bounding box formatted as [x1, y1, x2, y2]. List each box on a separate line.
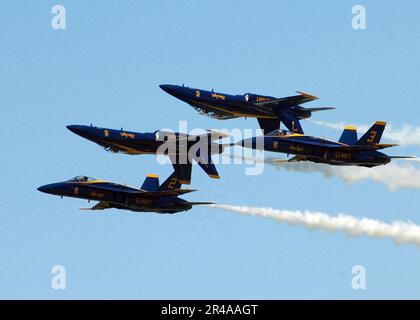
[67, 125, 227, 184]
[38, 170, 212, 214]
[238, 121, 413, 167]
[160, 84, 334, 134]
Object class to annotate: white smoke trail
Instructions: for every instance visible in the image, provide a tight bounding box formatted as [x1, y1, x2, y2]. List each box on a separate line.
[310, 120, 368, 132]
[209, 204, 420, 247]
[404, 158, 420, 163]
[269, 161, 420, 191]
[228, 153, 420, 191]
[310, 120, 420, 147]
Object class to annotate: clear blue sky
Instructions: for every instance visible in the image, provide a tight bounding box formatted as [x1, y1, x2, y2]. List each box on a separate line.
[0, 0, 419, 299]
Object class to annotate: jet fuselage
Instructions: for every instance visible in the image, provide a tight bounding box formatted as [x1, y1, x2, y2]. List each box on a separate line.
[38, 177, 193, 213]
[159, 84, 311, 120]
[67, 125, 224, 157]
[240, 134, 391, 167]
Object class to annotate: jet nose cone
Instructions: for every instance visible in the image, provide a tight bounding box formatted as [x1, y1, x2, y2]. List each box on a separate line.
[159, 84, 171, 91]
[66, 125, 93, 139]
[37, 184, 56, 195]
[238, 137, 263, 150]
[37, 185, 47, 193]
[159, 84, 179, 96]
[237, 137, 253, 148]
[67, 125, 83, 134]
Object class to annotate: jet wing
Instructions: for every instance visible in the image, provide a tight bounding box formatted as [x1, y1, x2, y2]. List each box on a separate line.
[175, 130, 229, 142]
[271, 135, 341, 148]
[272, 136, 398, 151]
[205, 129, 229, 140]
[271, 156, 308, 163]
[252, 91, 319, 108]
[141, 189, 197, 197]
[330, 144, 399, 151]
[80, 183, 141, 194]
[80, 201, 112, 210]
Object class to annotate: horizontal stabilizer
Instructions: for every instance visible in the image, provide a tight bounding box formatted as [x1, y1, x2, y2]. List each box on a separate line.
[302, 107, 335, 112]
[389, 156, 417, 159]
[189, 201, 215, 206]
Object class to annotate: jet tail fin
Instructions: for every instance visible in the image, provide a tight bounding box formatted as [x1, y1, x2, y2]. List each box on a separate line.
[173, 163, 192, 185]
[356, 121, 386, 145]
[197, 161, 219, 179]
[339, 126, 358, 145]
[257, 118, 281, 135]
[141, 174, 160, 191]
[169, 154, 192, 185]
[193, 151, 220, 179]
[257, 113, 304, 134]
[158, 169, 185, 191]
[168, 148, 220, 183]
[277, 112, 304, 134]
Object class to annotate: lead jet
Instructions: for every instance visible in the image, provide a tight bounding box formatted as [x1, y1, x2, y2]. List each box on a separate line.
[160, 84, 334, 134]
[67, 125, 226, 184]
[238, 121, 413, 167]
[37, 170, 212, 214]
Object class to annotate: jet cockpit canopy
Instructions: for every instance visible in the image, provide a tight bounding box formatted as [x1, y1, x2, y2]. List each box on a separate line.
[68, 176, 96, 183]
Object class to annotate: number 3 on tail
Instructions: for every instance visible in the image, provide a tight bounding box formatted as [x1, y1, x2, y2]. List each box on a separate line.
[367, 130, 377, 143]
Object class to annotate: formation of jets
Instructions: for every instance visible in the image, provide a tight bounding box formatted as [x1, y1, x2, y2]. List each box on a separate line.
[38, 84, 414, 213]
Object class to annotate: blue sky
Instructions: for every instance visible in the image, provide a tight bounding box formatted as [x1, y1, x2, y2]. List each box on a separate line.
[0, 0, 419, 299]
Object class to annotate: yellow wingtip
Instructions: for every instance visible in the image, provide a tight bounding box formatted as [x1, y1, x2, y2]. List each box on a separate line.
[296, 90, 319, 100]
